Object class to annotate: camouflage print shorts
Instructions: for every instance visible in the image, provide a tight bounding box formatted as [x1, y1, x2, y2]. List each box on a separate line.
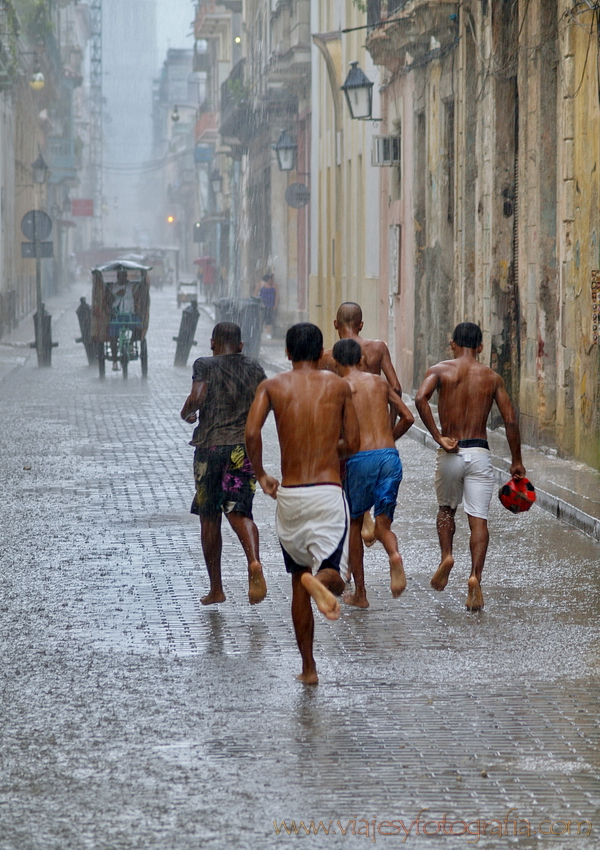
[191, 444, 256, 518]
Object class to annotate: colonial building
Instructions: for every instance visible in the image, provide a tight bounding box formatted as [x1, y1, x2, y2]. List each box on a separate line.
[366, 0, 600, 470]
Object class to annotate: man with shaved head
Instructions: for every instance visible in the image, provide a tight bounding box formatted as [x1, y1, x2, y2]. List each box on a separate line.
[320, 302, 402, 395]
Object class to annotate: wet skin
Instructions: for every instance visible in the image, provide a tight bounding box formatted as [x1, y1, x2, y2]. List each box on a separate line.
[180, 338, 267, 607]
[319, 303, 403, 548]
[245, 355, 360, 684]
[415, 341, 526, 610]
[337, 364, 414, 607]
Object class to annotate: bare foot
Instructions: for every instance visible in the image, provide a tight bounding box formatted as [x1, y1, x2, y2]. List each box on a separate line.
[296, 669, 319, 685]
[430, 555, 454, 591]
[390, 553, 406, 597]
[343, 590, 369, 608]
[200, 590, 226, 605]
[248, 561, 267, 605]
[466, 576, 484, 611]
[300, 573, 340, 620]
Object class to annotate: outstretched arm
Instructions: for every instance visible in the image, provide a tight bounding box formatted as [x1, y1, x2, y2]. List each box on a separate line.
[494, 378, 526, 479]
[245, 383, 279, 498]
[415, 370, 458, 452]
[180, 380, 207, 423]
[390, 386, 415, 441]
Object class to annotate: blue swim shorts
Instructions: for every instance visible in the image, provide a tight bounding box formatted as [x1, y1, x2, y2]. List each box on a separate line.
[344, 448, 403, 520]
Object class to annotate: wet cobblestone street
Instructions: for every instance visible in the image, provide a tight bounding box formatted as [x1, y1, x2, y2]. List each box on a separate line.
[0, 287, 599, 849]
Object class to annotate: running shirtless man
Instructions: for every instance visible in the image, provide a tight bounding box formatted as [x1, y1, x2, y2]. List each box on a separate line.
[333, 339, 414, 608]
[319, 302, 402, 393]
[320, 302, 403, 546]
[414, 322, 526, 611]
[245, 323, 360, 685]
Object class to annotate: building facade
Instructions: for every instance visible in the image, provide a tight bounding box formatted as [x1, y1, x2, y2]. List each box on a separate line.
[366, 0, 600, 470]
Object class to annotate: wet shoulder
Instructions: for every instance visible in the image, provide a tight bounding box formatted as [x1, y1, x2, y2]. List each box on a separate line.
[360, 338, 386, 371]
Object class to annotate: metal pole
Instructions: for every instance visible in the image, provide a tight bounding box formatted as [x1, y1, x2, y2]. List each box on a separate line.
[33, 212, 44, 367]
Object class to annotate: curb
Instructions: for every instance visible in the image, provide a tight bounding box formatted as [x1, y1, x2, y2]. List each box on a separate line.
[405, 423, 600, 543]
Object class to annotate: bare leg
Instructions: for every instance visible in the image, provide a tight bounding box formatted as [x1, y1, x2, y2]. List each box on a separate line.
[344, 516, 369, 608]
[465, 514, 488, 611]
[226, 511, 267, 605]
[431, 506, 456, 591]
[291, 571, 318, 684]
[199, 514, 226, 604]
[374, 513, 406, 597]
[361, 510, 376, 547]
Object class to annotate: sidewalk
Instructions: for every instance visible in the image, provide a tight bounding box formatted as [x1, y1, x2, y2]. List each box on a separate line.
[4, 291, 599, 543]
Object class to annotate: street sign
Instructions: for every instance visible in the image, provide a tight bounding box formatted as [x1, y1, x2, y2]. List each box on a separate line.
[284, 182, 310, 209]
[72, 198, 94, 216]
[21, 210, 52, 241]
[22, 241, 54, 259]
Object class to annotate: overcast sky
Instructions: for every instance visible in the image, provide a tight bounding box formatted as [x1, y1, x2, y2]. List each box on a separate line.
[156, 0, 195, 66]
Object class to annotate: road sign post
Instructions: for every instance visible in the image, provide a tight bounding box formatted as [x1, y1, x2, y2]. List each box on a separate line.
[21, 210, 56, 366]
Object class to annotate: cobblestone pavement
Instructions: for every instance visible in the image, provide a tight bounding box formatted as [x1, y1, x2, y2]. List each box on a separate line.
[0, 287, 599, 850]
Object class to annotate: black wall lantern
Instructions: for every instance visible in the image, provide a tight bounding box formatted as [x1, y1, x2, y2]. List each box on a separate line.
[341, 61, 374, 120]
[272, 129, 297, 172]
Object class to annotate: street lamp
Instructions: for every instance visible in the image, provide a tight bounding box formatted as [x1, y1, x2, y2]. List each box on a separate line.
[171, 104, 199, 123]
[30, 71, 45, 90]
[272, 129, 297, 172]
[341, 61, 374, 120]
[32, 152, 48, 184]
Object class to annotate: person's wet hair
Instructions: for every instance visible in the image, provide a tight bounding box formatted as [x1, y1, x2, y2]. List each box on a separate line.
[332, 338, 362, 366]
[452, 322, 482, 350]
[286, 323, 323, 362]
[212, 322, 241, 347]
[336, 301, 362, 328]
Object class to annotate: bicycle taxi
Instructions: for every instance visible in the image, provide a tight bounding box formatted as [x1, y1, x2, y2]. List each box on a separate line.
[90, 260, 150, 378]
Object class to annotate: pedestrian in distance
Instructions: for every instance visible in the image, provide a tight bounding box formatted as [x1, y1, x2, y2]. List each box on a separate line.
[245, 323, 360, 685]
[332, 338, 414, 608]
[414, 321, 526, 611]
[180, 321, 268, 607]
[254, 273, 278, 339]
[320, 301, 403, 547]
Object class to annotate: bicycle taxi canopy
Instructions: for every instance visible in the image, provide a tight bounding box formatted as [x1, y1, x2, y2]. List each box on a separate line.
[90, 260, 151, 344]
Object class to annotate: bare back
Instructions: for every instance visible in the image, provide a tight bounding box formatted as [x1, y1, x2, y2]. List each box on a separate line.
[344, 371, 396, 452]
[435, 357, 501, 440]
[320, 334, 402, 394]
[263, 367, 357, 485]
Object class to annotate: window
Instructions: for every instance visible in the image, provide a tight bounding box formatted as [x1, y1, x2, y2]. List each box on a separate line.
[372, 135, 401, 167]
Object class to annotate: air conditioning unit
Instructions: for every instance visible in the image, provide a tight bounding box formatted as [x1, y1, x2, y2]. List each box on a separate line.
[372, 135, 401, 167]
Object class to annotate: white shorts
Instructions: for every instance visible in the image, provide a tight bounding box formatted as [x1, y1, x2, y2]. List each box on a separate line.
[435, 447, 495, 520]
[275, 484, 349, 574]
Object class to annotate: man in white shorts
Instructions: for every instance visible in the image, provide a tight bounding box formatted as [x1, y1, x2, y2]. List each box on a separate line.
[245, 323, 359, 685]
[415, 322, 526, 611]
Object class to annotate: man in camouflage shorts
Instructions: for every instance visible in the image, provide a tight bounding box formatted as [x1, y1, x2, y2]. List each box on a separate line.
[180, 322, 268, 606]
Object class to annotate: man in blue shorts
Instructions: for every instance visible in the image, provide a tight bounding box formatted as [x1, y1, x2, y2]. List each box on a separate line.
[332, 338, 414, 608]
[180, 322, 268, 606]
